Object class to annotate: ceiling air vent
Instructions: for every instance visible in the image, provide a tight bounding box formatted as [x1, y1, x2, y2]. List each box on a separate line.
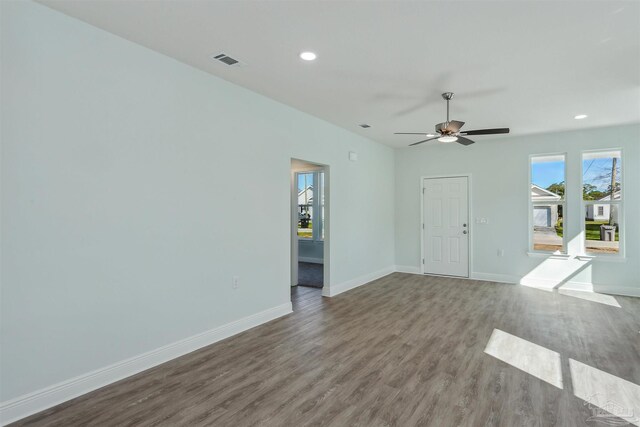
[210, 52, 243, 66]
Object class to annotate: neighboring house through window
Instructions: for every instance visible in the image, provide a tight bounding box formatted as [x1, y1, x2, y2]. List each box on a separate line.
[530, 154, 566, 252]
[583, 150, 622, 255]
[297, 171, 324, 241]
[529, 151, 622, 256]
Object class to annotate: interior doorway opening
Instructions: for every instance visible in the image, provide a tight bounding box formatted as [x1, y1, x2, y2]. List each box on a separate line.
[291, 159, 329, 308]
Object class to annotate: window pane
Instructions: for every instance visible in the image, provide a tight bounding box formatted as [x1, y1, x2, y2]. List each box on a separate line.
[532, 204, 563, 252]
[531, 155, 565, 252]
[297, 173, 313, 238]
[585, 204, 619, 254]
[531, 155, 565, 201]
[582, 150, 621, 201]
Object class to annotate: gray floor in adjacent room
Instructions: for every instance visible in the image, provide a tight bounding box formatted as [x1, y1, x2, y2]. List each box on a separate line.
[297, 261, 323, 288]
[12, 273, 640, 426]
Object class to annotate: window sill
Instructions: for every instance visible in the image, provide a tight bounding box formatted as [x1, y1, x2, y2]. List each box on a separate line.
[526, 252, 626, 263]
[579, 254, 627, 263]
[527, 252, 571, 259]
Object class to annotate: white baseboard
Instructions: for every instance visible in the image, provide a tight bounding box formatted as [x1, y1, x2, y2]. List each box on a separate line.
[471, 272, 519, 284]
[592, 285, 640, 298]
[326, 266, 395, 297]
[395, 267, 521, 286]
[0, 302, 292, 426]
[475, 273, 639, 297]
[397, 268, 522, 286]
[518, 276, 564, 289]
[556, 281, 594, 292]
[395, 268, 520, 285]
[518, 279, 640, 297]
[298, 257, 323, 264]
[520, 278, 595, 292]
[436, 271, 638, 297]
[394, 265, 421, 274]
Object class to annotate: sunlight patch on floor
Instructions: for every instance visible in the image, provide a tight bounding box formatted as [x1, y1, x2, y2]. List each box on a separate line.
[520, 247, 593, 293]
[484, 329, 563, 389]
[520, 281, 555, 292]
[570, 359, 640, 426]
[558, 289, 621, 308]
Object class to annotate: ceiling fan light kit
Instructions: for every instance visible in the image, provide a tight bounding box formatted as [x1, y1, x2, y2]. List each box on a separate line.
[438, 136, 458, 143]
[394, 92, 510, 146]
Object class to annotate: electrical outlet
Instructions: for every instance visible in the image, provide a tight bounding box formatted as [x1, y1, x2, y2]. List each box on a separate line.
[232, 276, 239, 289]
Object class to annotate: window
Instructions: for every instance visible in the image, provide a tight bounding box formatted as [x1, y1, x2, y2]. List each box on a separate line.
[530, 154, 566, 252]
[582, 150, 621, 255]
[297, 171, 324, 240]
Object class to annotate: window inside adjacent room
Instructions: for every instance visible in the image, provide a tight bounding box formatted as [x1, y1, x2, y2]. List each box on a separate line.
[297, 171, 324, 240]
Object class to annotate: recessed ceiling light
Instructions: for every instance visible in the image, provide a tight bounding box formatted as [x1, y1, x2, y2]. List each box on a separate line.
[438, 136, 458, 143]
[426, 134, 436, 137]
[574, 114, 588, 120]
[300, 51, 317, 61]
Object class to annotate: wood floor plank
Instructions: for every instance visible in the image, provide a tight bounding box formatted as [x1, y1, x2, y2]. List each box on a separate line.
[10, 274, 640, 426]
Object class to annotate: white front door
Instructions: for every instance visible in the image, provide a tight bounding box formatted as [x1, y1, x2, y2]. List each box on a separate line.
[423, 176, 469, 277]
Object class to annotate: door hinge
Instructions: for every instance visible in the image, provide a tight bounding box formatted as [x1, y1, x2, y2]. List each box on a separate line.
[422, 258, 425, 264]
[422, 223, 424, 229]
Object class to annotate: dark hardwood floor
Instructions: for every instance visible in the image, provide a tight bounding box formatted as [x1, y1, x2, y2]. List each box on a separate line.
[291, 284, 322, 312]
[11, 273, 640, 426]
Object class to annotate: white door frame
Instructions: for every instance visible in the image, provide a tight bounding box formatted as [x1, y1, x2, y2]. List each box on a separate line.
[420, 174, 473, 277]
[290, 159, 330, 296]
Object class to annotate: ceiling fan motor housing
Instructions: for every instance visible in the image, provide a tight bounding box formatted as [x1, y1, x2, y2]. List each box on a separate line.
[436, 122, 454, 135]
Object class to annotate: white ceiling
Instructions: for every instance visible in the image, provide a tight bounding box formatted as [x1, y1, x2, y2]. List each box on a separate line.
[39, 0, 640, 148]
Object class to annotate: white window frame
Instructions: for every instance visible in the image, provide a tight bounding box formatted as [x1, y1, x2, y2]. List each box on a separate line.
[580, 149, 624, 259]
[528, 153, 567, 254]
[295, 171, 324, 242]
[319, 172, 325, 241]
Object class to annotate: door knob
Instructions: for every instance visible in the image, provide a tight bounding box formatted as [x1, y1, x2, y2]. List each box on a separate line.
[463, 223, 467, 227]
[463, 230, 468, 234]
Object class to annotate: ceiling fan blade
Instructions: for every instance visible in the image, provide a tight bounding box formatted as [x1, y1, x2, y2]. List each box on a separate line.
[394, 132, 429, 135]
[456, 136, 475, 146]
[461, 128, 510, 136]
[409, 136, 440, 146]
[445, 120, 465, 132]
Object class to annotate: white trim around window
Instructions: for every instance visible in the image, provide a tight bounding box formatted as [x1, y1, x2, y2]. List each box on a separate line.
[580, 148, 624, 259]
[295, 170, 324, 242]
[528, 153, 567, 255]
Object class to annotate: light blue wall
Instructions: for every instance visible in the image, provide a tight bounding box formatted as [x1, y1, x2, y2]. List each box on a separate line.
[299, 240, 324, 262]
[395, 124, 640, 294]
[0, 1, 395, 401]
[2, 0, 637, 409]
